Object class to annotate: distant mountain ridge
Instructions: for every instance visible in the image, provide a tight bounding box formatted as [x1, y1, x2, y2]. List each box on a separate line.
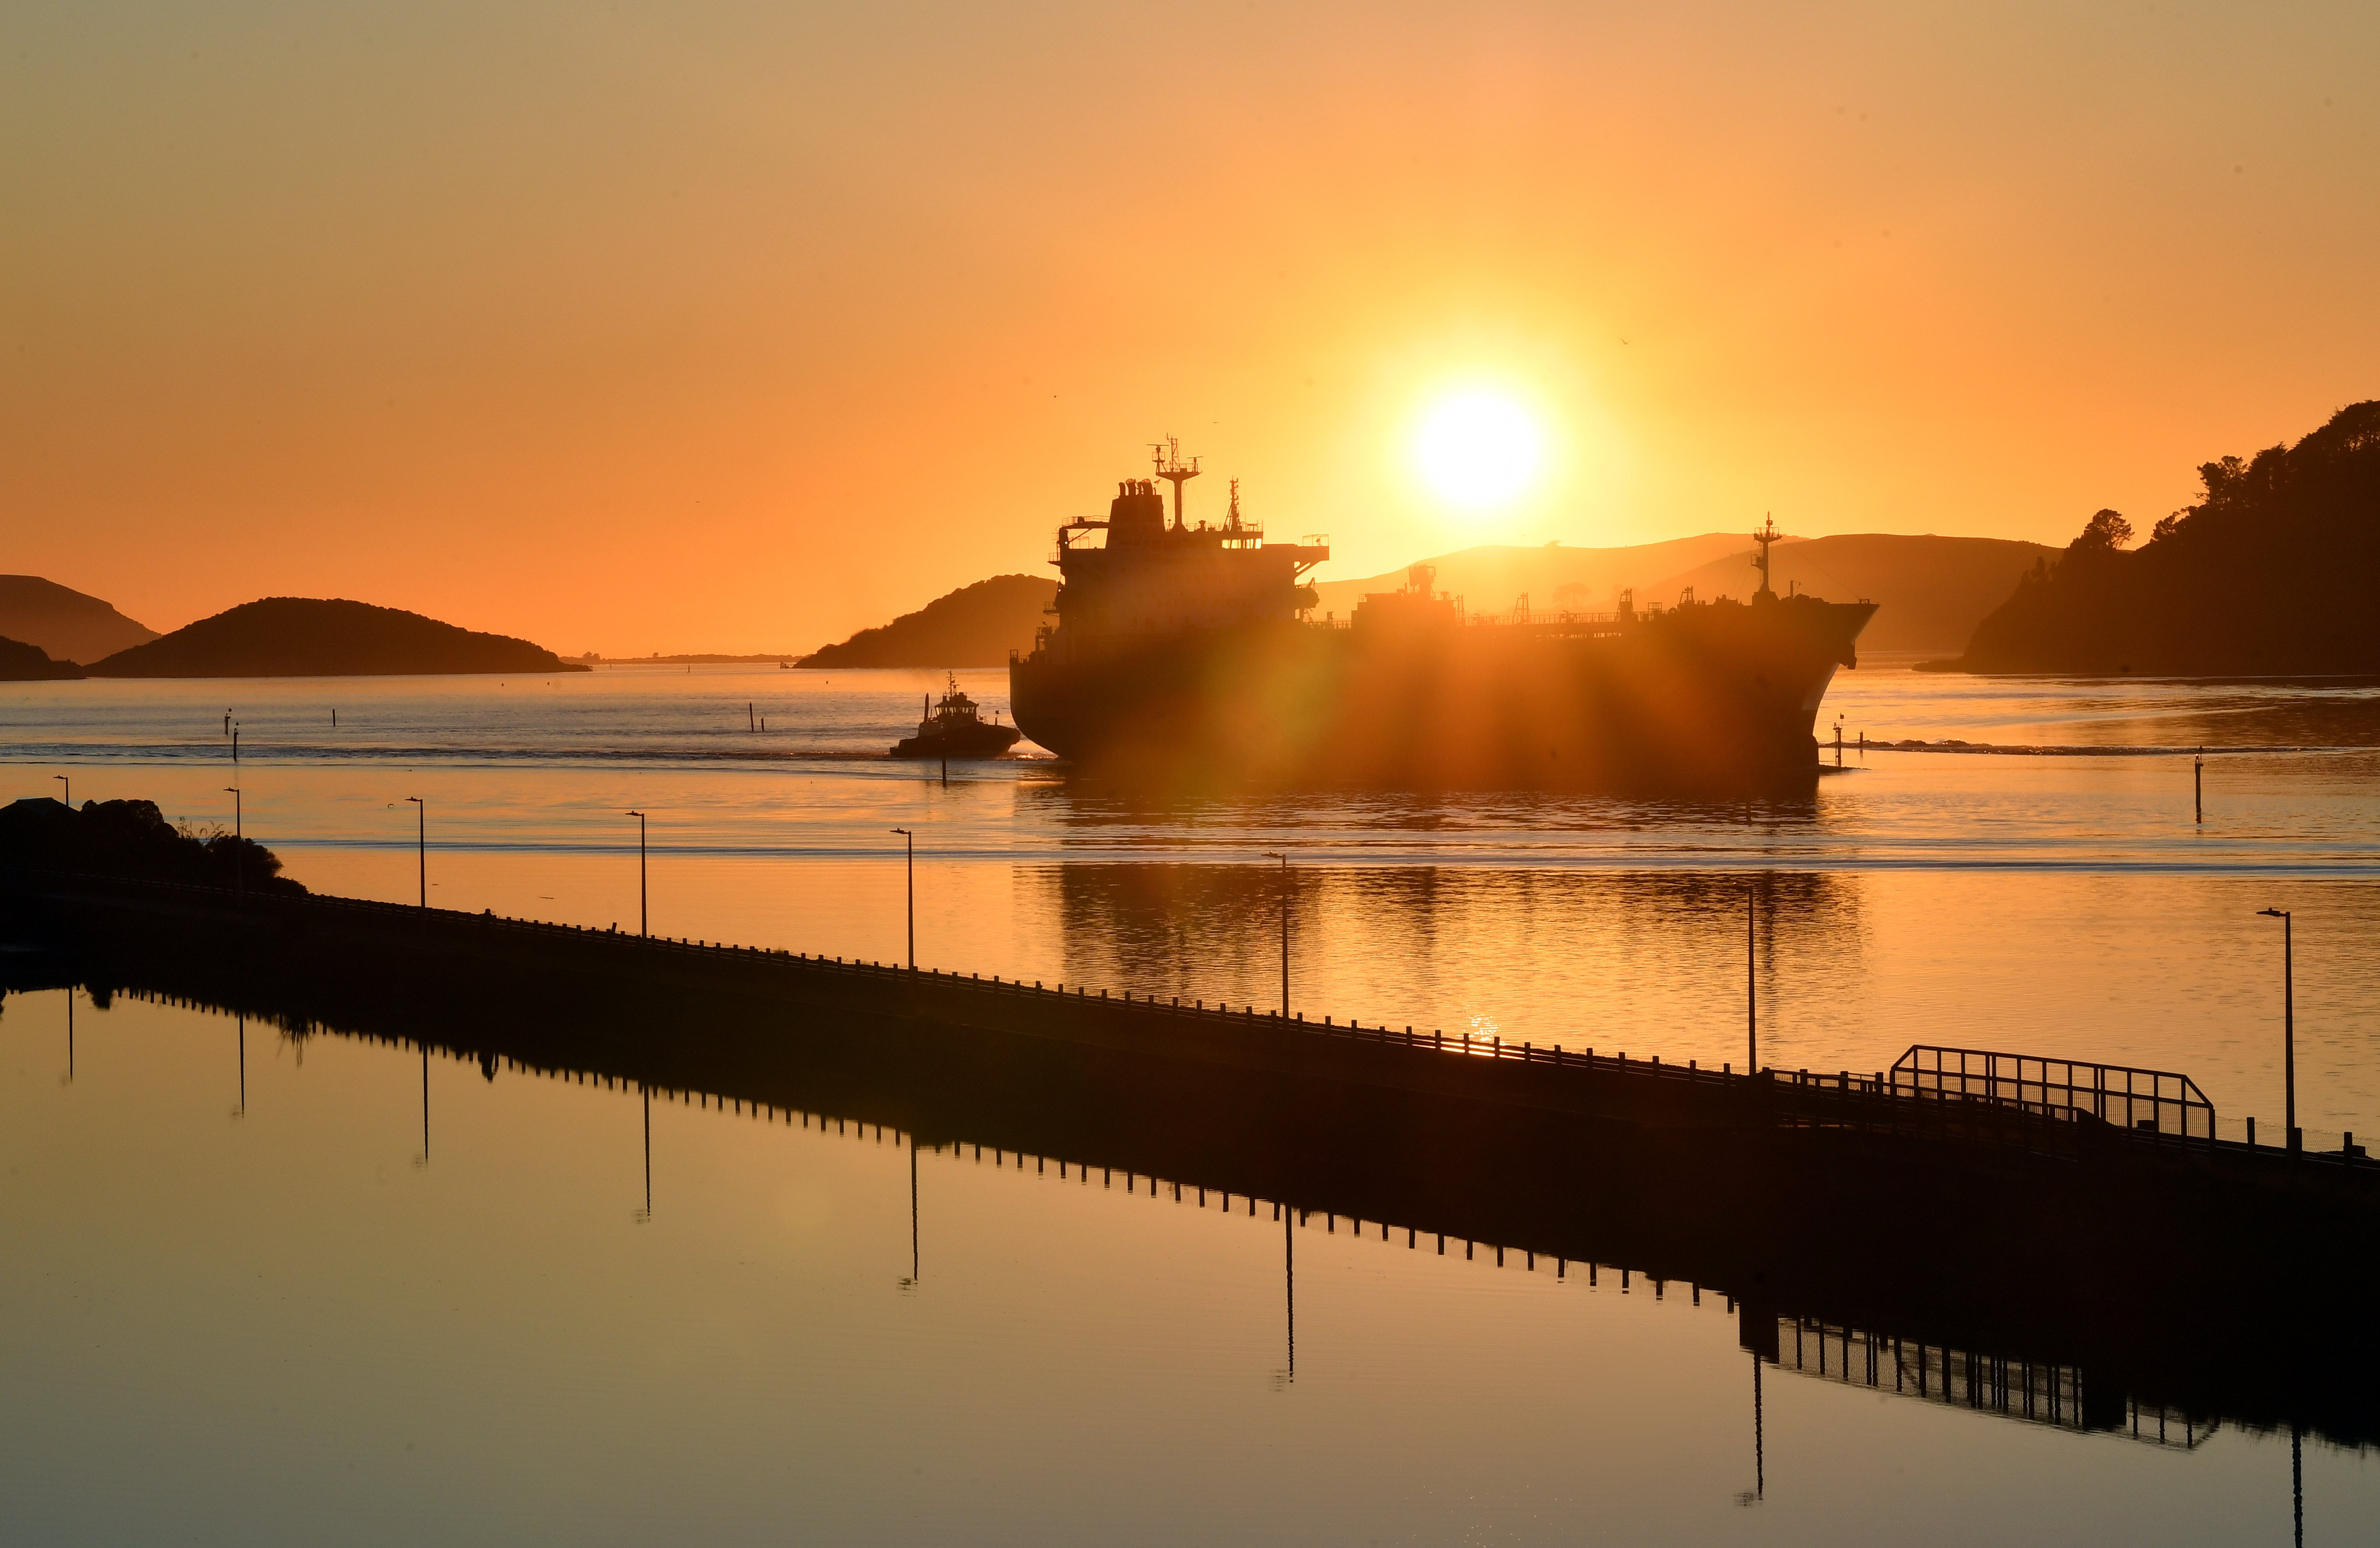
[1939, 400, 2380, 675]
[1311, 534, 1753, 623]
[87, 598, 588, 678]
[1316, 532, 2054, 654]
[0, 575, 158, 664]
[799, 574, 1056, 668]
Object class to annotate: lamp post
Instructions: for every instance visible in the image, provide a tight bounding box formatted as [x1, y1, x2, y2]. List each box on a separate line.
[1747, 884, 1758, 1073]
[223, 786, 243, 893]
[626, 810, 647, 936]
[2258, 908, 2297, 1152]
[54, 774, 69, 808]
[891, 828, 914, 969]
[1264, 852, 1289, 1017]
[404, 797, 425, 908]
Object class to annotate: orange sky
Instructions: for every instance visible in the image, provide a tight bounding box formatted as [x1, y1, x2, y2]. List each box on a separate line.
[4, 2, 2374, 653]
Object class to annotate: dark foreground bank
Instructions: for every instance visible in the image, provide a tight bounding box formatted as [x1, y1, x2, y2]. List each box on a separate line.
[5, 866, 2378, 1450]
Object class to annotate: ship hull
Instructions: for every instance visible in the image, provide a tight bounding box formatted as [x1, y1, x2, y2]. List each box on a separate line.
[1010, 599, 1874, 792]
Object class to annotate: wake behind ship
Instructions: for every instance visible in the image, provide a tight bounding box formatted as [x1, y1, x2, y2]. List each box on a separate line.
[1009, 445, 1875, 791]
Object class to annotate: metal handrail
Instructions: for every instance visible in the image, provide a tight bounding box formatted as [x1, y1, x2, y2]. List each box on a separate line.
[1891, 1044, 2215, 1142]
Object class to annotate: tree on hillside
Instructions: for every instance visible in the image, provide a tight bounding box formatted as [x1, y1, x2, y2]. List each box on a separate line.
[2070, 509, 2133, 555]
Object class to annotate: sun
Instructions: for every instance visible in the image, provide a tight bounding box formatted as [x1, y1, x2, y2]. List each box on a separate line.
[1414, 390, 1544, 510]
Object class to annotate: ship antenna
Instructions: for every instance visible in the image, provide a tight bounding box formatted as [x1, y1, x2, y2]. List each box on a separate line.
[1752, 513, 1779, 599]
[1153, 434, 1201, 530]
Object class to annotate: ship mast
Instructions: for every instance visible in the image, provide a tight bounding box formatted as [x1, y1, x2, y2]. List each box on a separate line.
[1751, 513, 1780, 599]
[1152, 436, 1201, 531]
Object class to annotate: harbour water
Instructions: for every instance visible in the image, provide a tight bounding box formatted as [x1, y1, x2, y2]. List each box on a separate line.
[5, 664, 2379, 1543]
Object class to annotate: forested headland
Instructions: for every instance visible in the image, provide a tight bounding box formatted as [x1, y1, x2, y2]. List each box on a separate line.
[1937, 401, 2380, 675]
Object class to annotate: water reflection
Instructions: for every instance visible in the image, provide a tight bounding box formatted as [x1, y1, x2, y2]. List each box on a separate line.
[1040, 861, 1863, 1042]
[10, 928, 2373, 1465]
[1021, 775, 1828, 838]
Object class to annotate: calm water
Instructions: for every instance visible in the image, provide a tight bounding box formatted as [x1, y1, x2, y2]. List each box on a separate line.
[5, 664, 2379, 1543]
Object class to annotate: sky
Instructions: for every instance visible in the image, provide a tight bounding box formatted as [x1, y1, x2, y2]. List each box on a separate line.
[3, 2, 2375, 653]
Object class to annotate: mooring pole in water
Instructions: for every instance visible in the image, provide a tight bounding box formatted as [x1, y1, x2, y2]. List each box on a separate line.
[1265, 852, 1290, 1016]
[910, 1133, 920, 1284]
[748, 701, 754, 731]
[2196, 749, 2204, 824]
[419, 1041, 430, 1163]
[237, 1014, 246, 1116]
[639, 1082, 652, 1221]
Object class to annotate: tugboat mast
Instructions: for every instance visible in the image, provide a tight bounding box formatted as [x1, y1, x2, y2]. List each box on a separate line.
[1751, 513, 1780, 599]
[1152, 436, 1201, 531]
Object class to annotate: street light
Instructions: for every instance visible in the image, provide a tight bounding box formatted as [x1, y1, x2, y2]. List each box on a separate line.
[223, 787, 243, 893]
[1263, 852, 1289, 1017]
[54, 774, 69, 808]
[891, 828, 914, 969]
[404, 797, 425, 908]
[2258, 908, 2297, 1153]
[1747, 884, 1758, 1073]
[625, 810, 647, 936]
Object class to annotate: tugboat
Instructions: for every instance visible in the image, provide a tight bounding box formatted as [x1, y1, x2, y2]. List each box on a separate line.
[892, 675, 1023, 758]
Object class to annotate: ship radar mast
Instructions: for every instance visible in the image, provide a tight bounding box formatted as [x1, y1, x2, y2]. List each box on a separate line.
[1751, 513, 1780, 599]
[1152, 436, 1201, 530]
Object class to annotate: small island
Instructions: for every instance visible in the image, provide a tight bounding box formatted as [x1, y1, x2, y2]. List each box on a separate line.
[1933, 401, 2380, 675]
[84, 597, 590, 679]
[799, 574, 1055, 668]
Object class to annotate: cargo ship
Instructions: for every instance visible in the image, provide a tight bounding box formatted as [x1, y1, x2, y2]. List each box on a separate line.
[1009, 444, 1876, 790]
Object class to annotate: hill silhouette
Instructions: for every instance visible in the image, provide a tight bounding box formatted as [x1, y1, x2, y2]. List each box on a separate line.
[1313, 532, 2052, 653]
[800, 574, 1056, 668]
[1940, 401, 2380, 675]
[0, 635, 84, 681]
[1311, 535, 1750, 622]
[0, 576, 158, 664]
[85, 598, 589, 678]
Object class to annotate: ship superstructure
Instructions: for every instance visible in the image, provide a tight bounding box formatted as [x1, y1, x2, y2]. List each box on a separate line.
[1037, 440, 1330, 647]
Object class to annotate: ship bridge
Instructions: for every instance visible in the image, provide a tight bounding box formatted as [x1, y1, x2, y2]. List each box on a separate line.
[1046, 443, 1327, 639]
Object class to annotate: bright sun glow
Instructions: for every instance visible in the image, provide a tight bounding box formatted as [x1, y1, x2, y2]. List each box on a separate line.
[1414, 390, 1545, 510]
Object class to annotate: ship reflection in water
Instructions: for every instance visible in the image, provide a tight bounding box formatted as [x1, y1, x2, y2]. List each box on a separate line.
[1, 963, 2370, 1545]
